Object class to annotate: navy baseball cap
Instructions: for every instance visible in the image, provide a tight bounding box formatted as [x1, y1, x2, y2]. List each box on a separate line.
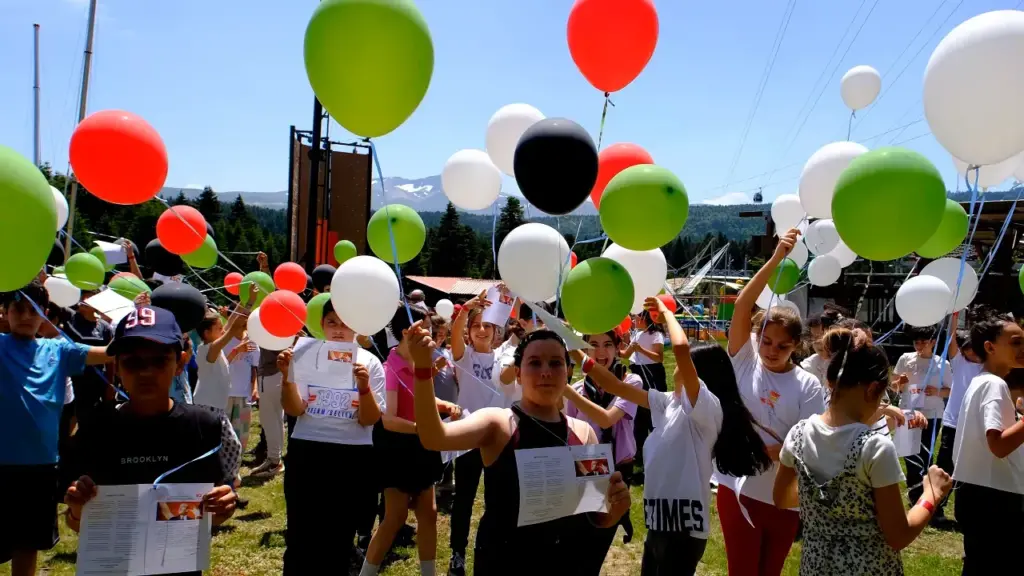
[108, 306, 183, 356]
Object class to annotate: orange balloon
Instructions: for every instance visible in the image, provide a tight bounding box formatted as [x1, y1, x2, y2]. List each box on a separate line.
[567, 0, 659, 93]
[274, 262, 307, 293]
[69, 110, 168, 205]
[570, 251, 578, 268]
[590, 143, 654, 208]
[156, 206, 207, 255]
[650, 294, 677, 322]
[614, 315, 632, 337]
[260, 290, 307, 337]
[224, 272, 244, 296]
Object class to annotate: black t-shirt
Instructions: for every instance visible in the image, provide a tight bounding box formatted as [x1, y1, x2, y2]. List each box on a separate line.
[67, 312, 114, 347]
[66, 313, 114, 415]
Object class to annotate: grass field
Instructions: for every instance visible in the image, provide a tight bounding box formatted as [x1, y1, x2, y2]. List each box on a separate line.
[5, 350, 966, 575]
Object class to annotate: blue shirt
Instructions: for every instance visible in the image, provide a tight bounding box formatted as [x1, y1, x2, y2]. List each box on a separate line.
[171, 371, 194, 406]
[0, 335, 90, 465]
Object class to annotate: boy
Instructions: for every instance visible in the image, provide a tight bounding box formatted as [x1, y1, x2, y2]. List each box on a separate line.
[225, 334, 260, 452]
[192, 293, 250, 411]
[0, 279, 111, 576]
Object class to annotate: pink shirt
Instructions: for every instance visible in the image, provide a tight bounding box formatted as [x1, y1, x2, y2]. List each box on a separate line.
[565, 373, 643, 464]
[384, 350, 417, 422]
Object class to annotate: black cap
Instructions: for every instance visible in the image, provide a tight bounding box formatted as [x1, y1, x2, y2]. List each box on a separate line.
[107, 306, 183, 356]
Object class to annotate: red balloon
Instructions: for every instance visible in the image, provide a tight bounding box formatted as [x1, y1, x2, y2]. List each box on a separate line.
[260, 290, 307, 337]
[570, 251, 579, 268]
[567, 0, 659, 93]
[590, 143, 654, 208]
[69, 110, 168, 205]
[615, 316, 632, 337]
[651, 294, 678, 322]
[274, 262, 306, 293]
[224, 272, 244, 296]
[156, 206, 207, 255]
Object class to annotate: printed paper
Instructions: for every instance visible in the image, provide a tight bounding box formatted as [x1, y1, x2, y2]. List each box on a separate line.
[482, 287, 514, 327]
[95, 240, 128, 266]
[84, 290, 136, 327]
[291, 338, 358, 419]
[515, 443, 613, 527]
[893, 413, 922, 458]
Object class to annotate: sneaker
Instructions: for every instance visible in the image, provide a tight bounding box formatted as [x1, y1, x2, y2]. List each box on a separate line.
[448, 551, 466, 576]
[250, 460, 284, 478]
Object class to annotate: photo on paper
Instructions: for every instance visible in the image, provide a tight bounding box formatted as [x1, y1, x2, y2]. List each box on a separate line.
[497, 291, 515, 306]
[156, 501, 203, 522]
[574, 457, 611, 478]
[327, 350, 353, 363]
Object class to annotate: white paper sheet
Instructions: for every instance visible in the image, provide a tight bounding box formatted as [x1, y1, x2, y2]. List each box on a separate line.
[521, 301, 590, 351]
[84, 289, 136, 327]
[95, 240, 128, 266]
[893, 413, 922, 458]
[77, 483, 213, 576]
[291, 337, 358, 419]
[514, 443, 613, 527]
[482, 287, 514, 327]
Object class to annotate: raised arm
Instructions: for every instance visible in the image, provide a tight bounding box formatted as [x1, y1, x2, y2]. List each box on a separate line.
[947, 312, 960, 359]
[451, 291, 490, 361]
[354, 363, 382, 427]
[569, 349, 649, 408]
[277, 350, 306, 417]
[124, 240, 144, 280]
[647, 296, 700, 406]
[728, 228, 799, 356]
[85, 346, 111, 366]
[563, 385, 628, 429]
[208, 287, 253, 363]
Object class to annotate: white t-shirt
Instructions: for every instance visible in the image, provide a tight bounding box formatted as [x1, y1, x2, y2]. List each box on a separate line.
[943, 355, 983, 428]
[193, 343, 231, 410]
[713, 339, 825, 505]
[894, 352, 952, 419]
[643, 382, 722, 538]
[780, 415, 905, 489]
[454, 349, 506, 413]
[227, 339, 261, 398]
[952, 372, 1024, 494]
[290, 347, 387, 446]
[630, 331, 665, 366]
[800, 354, 828, 389]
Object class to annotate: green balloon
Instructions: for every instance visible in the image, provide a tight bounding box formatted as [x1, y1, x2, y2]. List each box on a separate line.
[65, 253, 106, 291]
[240, 271, 275, 308]
[599, 165, 689, 251]
[832, 147, 946, 261]
[0, 145, 56, 291]
[367, 204, 425, 264]
[334, 240, 358, 265]
[305, 293, 332, 339]
[109, 275, 150, 300]
[182, 235, 218, 269]
[304, 0, 434, 138]
[89, 246, 115, 272]
[767, 258, 801, 294]
[1019, 266, 1024, 296]
[916, 199, 969, 258]
[561, 258, 634, 335]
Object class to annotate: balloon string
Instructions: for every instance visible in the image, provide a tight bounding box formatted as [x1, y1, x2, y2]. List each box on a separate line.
[491, 197, 502, 278]
[869, 257, 920, 330]
[978, 185, 1022, 282]
[596, 92, 615, 151]
[368, 141, 414, 325]
[846, 110, 855, 140]
[873, 320, 904, 344]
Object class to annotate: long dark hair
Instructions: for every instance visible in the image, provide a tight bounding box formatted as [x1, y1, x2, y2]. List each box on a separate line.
[689, 343, 772, 477]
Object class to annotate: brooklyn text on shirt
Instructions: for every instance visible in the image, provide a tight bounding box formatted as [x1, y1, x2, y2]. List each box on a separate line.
[644, 498, 705, 533]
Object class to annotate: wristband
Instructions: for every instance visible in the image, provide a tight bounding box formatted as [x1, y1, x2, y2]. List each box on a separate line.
[916, 498, 935, 514]
[581, 356, 596, 375]
[66, 508, 80, 522]
[414, 367, 434, 381]
[357, 384, 371, 395]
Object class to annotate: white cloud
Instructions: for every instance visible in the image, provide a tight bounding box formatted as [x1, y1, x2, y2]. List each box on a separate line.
[183, 184, 204, 190]
[702, 192, 750, 205]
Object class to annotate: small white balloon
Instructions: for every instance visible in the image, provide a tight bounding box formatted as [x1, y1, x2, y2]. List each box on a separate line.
[497, 223, 571, 303]
[435, 298, 455, 322]
[798, 141, 869, 219]
[248, 309, 294, 351]
[951, 151, 1024, 189]
[828, 239, 858, 267]
[895, 275, 952, 327]
[756, 284, 784, 310]
[771, 194, 805, 232]
[44, 276, 80, 308]
[805, 219, 840, 255]
[840, 65, 881, 111]
[788, 239, 809, 268]
[51, 186, 69, 231]
[330, 256, 401, 336]
[441, 149, 502, 211]
[920, 257, 979, 313]
[602, 243, 668, 314]
[807, 255, 842, 287]
[771, 299, 801, 319]
[485, 104, 545, 176]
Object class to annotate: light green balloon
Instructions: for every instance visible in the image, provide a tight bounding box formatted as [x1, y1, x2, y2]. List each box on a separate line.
[599, 165, 689, 251]
[767, 258, 801, 294]
[334, 240, 358, 265]
[305, 293, 332, 339]
[304, 0, 434, 138]
[89, 246, 115, 272]
[561, 258, 634, 335]
[0, 145, 56, 291]
[109, 275, 151, 300]
[367, 204, 425, 264]
[182, 234, 218, 269]
[916, 199, 969, 259]
[240, 271, 275, 308]
[65, 253, 105, 291]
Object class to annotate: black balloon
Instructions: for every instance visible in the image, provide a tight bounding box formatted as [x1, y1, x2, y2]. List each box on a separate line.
[206, 222, 215, 239]
[151, 283, 207, 333]
[48, 238, 65, 268]
[513, 118, 598, 215]
[145, 239, 184, 277]
[312, 264, 336, 292]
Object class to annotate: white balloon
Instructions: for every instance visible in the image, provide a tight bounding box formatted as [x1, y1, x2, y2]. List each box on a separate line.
[804, 219, 840, 255]
[807, 255, 842, 287]
[485, 104, 545, 176]
[924, 10, 1024, 166]
[435, 298, 455, 322]
[51, 186, 69, 231]
[771, 194, 805, 232]
[497, 223, 570, 303]
[951, 151, 1024, 189]
[788, 239, 809, 268]
[771, 300, 801, 319]
[798, 141, 869, 219]
[895, 276, 952, 327]
[330, 256, 401, 336]
[602, 244, 668, 314]
[1015, 157, 1024, 183]
[828, 239, 858, 268]
[44, 276, 80, 308]
[248, 309, 294, 351]
[840, 65, 881, 111]
[920, 257, 979, 313]
[756, 285, 785, 310]
[441, 149, 502, 211]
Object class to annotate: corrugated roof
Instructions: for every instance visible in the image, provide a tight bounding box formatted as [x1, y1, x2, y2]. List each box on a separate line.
[406, 276, 500, 296]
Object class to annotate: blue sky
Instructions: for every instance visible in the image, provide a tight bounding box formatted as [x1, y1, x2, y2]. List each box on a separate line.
[0, 0, 1019, 203]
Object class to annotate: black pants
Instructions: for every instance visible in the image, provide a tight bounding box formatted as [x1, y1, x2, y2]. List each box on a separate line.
[955, 482, 1024, 575]
[934, 425, 957, 515]
[905, 417, 941, 506]
[632, 363, 666, 465]
[450, 449, 484, 554]
[588, 463, 634, 573]
[641, 531, 708, 576]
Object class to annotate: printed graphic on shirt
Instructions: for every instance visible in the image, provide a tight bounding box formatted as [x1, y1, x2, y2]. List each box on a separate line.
[472, 361, 493, 382]
[761, 390, 781, 409]
[644, 498, 705, 533]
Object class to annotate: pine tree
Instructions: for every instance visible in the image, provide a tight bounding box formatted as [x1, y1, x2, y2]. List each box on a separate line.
[230, 195, 249, 222]
[495, 197, 526, 252]
[430, 203, 474, 277]
[197, 187, 221, 224]
[171, 191, 191, 206]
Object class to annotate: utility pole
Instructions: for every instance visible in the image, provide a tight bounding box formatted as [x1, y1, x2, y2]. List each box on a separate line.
[304, 98, 325, 271]
[63, 0, 98, 262]
[33, 24, 41, 167]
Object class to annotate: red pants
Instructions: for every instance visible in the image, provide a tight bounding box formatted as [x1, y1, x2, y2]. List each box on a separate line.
[716, 485, 799, 576]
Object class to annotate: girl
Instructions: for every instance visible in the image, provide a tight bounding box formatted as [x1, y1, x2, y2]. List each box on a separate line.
[800, 307, 844, 387]
[626, 309, 666, 466]
[718, 229, 826, 576]
[568, 297, 772, 576]
[412, 325, 631, 575]
[952, 312, 1024, 574]
[774, 328, 953, 575]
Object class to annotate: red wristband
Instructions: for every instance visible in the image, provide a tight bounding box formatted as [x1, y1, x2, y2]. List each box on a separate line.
[916, 498, 935, 514]
[414, 367, 433, 381]
[582, 356, 596, 374]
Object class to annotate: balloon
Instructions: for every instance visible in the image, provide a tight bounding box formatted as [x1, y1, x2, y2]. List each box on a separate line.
[435, 298, 455, 322]
[601, 243, 667, 314]
[651, 293, 677, 322]
[895, 276, 951, 327]
[441, 149, 502, 210]
[916, 199, 969, 259]
[151, 283, 207, 333]
[305, 274, 314, 293]
[68, 110, 168, 204]
[767, 258, 801, 294]
[771, 299, 802, 319]
[951, 151, 1024, 189]
[48, 238, 65, 269]
[330, 256, 400, 336]
[0, 145, 56, 291]
[44, 276, 80, 308]
[599, 165, 689, 251]
[51, 186, 68, 230]
[799, 142, 869, 219]
[498, 223, 571, 303]
[240, 271, 275, 308]
[804, 219, 840, 256]
[367, 204, 426, 264]
[247, 308, 295, 352]
[274, 262, 307, 293]
[567, 0, 659, 93]
[145, 239, 184, 277]
[259, 290, 307, 338]
[827, 239, 858, 268]
[312, 265, 336, 293]
[756, 285, 785, 310]
[807, 255, 841, 287]
[305, 293, 332, 339]
[333, 240, 358, 266]
[304, 0, 433, 138]
[570, 252, 578, 268]
[832, 147, 946, 261]
[590, 143, 654, 208]
[1020, 266, 1024, 296]
[561, 258, 634, 335]
[485, 104, 545, 176]
[920, 257, 979, 313]
[513, 118, 598, 216]
[182, 234, 218, 269]
[65, 253, 105, 291]
[156, 206, 207, 255]
[770, 194, 805, 232]
[615, 316, 632, 336]
[205, 221, 215, 239]
[224, 272, 244, 296]
[89, 246, 113, 272]
[108, 274, 150, 301]
[840, 66, 881, 111]
[924, 11, 1024, 166]
[788, 239, 808, 268]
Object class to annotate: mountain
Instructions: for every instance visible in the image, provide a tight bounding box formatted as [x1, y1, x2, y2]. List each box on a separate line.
[160, 187, 288, 209]
[370, 176, 600, 216]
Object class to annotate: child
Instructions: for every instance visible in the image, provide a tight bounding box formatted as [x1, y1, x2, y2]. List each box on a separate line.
[192, 291, 251, 410]
[626, 309, 667, 466]
[952, 312, 1024, 574]
[774, 328, 952, 574]
[800, 307, 844, 389]
[225, 334, 260, 451]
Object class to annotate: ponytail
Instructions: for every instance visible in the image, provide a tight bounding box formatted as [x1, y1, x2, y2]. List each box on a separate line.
[823, 327, 889, 395]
